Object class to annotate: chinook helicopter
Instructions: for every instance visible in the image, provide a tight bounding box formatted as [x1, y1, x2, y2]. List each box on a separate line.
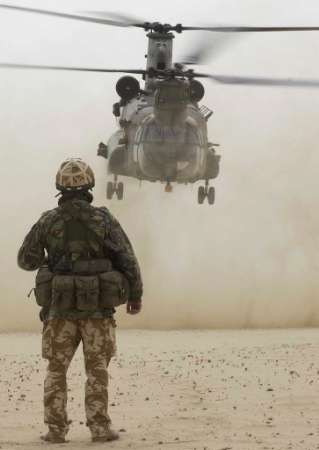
[2, 5, 319, 204]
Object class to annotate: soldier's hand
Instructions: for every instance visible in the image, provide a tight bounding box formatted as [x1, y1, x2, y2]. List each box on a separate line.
[126, 301, 142, 315]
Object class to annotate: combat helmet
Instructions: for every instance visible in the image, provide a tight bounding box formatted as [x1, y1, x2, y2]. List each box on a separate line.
[56, 158, 95, 192]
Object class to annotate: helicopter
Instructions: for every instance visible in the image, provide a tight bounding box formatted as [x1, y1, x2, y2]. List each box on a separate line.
[2, 5, 319, 204]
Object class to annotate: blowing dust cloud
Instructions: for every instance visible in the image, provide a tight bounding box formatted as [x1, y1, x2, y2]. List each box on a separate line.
[1, 0, 319, 332]
[1, 127, 319, 333]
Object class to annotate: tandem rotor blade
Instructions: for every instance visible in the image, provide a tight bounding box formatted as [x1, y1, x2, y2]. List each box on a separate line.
[0, 62, 146, 75]
[0, 3, 143, 27]
[2, 5, 319, 33]
[196, 73, 319, 88]
[82, 11, 147, 26]
[179, 32, 241, 65]
[183, 25, 319, 32]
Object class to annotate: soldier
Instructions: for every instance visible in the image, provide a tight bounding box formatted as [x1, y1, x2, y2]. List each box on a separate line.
[17, 158, 143, 444]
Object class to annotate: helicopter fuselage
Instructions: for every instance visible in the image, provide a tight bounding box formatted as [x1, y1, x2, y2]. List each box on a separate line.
[99, 30, 221, 203]
[106, 77, 220, 184]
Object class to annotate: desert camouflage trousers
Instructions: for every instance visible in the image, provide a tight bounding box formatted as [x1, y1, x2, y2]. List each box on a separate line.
[42, 317, 116, 438]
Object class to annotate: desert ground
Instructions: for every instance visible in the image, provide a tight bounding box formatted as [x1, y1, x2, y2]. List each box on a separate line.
[1, 329, 319, 450]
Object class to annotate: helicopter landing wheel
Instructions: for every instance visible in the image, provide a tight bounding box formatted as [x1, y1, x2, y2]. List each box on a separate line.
[116, 182, 124, 200]
[107, 181, 115, 200]
[198, 186, 205, 204]
[207, 186, 215, 205]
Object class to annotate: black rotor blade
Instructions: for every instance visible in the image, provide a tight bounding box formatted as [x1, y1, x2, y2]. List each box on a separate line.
[179, 32, 240, 65]
[82, 11, 147, 26]
[183, 25, 319, 32]
[0, 62, 146, 75]
[0, 3, 144, 28]
[196, 73, 319, 88]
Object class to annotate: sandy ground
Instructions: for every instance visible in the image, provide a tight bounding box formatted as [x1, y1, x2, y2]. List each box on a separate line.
[1, 329, 319, 450]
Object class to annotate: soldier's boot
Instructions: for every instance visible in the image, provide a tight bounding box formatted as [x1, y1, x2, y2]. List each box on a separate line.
[40, 431, 67, 444]
[91, 427, 119, 443]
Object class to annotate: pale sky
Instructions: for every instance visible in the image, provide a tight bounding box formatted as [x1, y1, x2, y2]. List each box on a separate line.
[1, 0, 319, 331]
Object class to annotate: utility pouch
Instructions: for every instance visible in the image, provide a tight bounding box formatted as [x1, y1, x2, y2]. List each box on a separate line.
[99, 271, 130, 309]
[75, 275, 99, 311]
[51, 275, 75, 311]
[35, 267, 53, 307]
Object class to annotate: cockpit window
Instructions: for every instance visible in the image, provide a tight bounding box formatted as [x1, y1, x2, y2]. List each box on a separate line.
[140, 123, 200, 144]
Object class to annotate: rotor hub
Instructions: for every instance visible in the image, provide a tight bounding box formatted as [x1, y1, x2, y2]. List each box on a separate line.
[147, 67, 196, 80]
[143, 22, 183, 33]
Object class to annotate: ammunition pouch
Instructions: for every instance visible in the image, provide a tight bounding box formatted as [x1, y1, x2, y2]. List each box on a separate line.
[52, 275, 75, 311]
[34, 261, 129, 314]
[75, 276, 99, 311]
[35, 267, 54, 307]
[99, 271, 130, 309]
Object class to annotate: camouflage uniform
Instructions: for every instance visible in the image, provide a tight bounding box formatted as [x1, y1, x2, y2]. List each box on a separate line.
[18, 198, 143, 439]
[18, 199, 143, 311]
[42, 318, 116, 438]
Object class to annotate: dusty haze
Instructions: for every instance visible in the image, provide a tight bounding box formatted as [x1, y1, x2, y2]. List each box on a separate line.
[1, 0, 319, 332]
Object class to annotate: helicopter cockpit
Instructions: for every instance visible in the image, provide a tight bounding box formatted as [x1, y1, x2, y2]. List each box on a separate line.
[141, 121, 200, 144]
[133, 119, 205, 180]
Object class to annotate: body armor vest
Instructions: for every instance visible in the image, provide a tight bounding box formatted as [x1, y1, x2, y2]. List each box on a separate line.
[47, 200, 107, 273]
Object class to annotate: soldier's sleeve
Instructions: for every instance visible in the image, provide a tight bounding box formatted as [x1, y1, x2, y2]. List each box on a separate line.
[17, 216, 47, 271]
[106, 212, 143, 302]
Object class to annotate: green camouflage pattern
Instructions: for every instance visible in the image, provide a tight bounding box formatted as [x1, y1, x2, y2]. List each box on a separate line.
[18, 199, 143, 316]
[42, 317, 116, 438]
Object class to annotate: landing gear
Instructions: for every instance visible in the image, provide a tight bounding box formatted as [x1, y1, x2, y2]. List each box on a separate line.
[107, 181, 114, 200]
[207, 186, 215, 205]
[117, 182, 124, 200]
[198, 186, 205, 204]
[197, 181, 215, 205]
[106, 176, 124, 200]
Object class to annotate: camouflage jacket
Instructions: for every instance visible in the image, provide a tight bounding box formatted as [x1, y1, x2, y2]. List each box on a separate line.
[18, 199, 143, 319]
